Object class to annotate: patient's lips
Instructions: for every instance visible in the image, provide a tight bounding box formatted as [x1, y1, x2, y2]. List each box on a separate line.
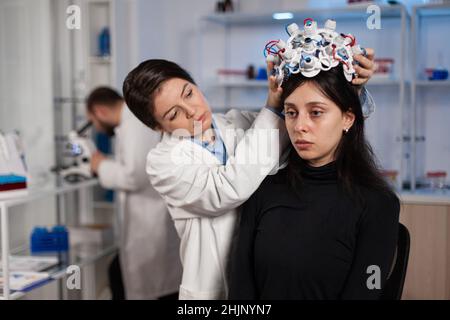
[295, 139, 313, 150]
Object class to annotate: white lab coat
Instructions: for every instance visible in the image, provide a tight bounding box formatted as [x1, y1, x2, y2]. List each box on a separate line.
[98, 105, 182, 299]
[146, 108, 289, 299]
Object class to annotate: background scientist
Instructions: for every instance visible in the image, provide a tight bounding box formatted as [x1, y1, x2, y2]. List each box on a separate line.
[86, 87, 182, 299]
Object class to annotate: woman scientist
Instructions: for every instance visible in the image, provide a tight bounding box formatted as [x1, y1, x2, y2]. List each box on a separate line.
[229, 63, 400, 300]
[122, 53, 376, 299]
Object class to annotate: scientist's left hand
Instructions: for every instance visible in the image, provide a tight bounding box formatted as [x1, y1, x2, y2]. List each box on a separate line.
[266, 60, 283, 109]
[352, 47, 375, 87]
[91, 151, 106, 174]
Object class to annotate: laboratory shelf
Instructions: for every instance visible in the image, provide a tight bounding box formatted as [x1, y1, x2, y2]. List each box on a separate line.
[0, 243, 118, 300]
[415, 80, 450, 87]
[53, 97, 86, 104]
[0, 175, 105, 299]
[88, 56, 112, 64]
[365, 79, 402, 86]
[0, 291, 25, 300]
[203, 4, 405, 25]
[0, 177, 98, 209]
[88, 0, 111, 4]
[215, 80, 268, 88]
[93, 201, 115, 210]
[410, 3, 450, 192]
[414, 2, 450, 17]
[214, 78, 402, 88]
[211, 106, 261, 113]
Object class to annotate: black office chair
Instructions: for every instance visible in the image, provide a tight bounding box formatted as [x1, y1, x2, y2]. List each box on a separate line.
[380, 223, 410, 300]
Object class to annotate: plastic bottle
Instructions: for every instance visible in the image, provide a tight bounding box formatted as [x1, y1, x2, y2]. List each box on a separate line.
[99, 27, 110, 57]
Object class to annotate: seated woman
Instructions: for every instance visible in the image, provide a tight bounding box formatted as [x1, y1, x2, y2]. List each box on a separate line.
[229, 64, 400, 300]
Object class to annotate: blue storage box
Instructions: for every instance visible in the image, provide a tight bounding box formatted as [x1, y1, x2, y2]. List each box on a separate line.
[30, 226, 69, 253]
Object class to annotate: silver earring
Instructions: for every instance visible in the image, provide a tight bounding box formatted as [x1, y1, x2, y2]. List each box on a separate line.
[344, 128, 349, 133]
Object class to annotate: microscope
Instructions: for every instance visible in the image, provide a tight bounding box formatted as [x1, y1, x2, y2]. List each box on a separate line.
[56, 122, 97, 182]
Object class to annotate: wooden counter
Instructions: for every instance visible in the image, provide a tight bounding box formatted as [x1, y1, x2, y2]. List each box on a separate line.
[398, 191, 450, 299]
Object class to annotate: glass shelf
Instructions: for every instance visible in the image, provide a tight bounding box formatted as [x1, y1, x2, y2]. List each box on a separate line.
[214, 78, 402, 88]
[88, 56, 112, 64]
[0, 175, 98, 209]
[0, 242, 117, 299]
[203, 4, 406, 25]
[1, 174, 102, 299]
[415, 3, 450, 17]
[415, 80, 450, 87]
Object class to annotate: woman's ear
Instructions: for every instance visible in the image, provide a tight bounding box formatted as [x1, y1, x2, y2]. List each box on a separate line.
[343, 110, 356, 131]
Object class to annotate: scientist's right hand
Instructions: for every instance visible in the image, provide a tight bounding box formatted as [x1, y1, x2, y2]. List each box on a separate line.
[265, 61, 283, 109]
[91, 151, 106, 175]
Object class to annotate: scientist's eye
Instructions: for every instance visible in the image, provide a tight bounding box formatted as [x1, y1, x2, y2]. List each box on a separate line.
[284, 110, 298, 119]
[170, 110, 178, 121]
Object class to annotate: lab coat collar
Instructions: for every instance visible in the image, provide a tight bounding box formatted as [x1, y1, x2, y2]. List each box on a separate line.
[158, 111, 242, 161]
[212, 112, 238, 158]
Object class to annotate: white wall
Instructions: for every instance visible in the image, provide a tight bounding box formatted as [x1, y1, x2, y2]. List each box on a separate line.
[113, 0, 139, 90]
[0, 0, 56, 251]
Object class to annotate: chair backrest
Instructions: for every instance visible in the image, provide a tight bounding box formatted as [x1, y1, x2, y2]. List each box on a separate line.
[380, 223, 410, 300]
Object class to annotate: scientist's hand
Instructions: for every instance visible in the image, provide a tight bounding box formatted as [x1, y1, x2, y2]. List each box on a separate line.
[91, 151, 106, 174]
[352, 48, 375, 88]
[265, 61, 283, 109]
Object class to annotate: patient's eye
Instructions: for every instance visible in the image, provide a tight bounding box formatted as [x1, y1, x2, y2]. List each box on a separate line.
[311, 110, 323, 117]
[284, 110, 298, 119]
[185, 89, 193, 99]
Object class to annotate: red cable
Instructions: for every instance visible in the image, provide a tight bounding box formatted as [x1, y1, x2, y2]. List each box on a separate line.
[265, 40, 285, 58]
[265, 40, 279, 52]
[344, 34, 356, 46]
[266, 43, 278, 55]
[265, 40, 280, 46]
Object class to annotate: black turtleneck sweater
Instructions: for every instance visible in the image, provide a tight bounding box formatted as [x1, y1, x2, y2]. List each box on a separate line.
[229, 161, 400, 300]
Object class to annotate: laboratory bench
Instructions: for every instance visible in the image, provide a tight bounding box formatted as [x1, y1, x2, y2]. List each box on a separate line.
[397, 190, 450, 299]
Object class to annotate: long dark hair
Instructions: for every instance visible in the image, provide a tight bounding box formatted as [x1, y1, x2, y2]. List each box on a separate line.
[281, 65, 393, 200]
[123, 59, 196, 129]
